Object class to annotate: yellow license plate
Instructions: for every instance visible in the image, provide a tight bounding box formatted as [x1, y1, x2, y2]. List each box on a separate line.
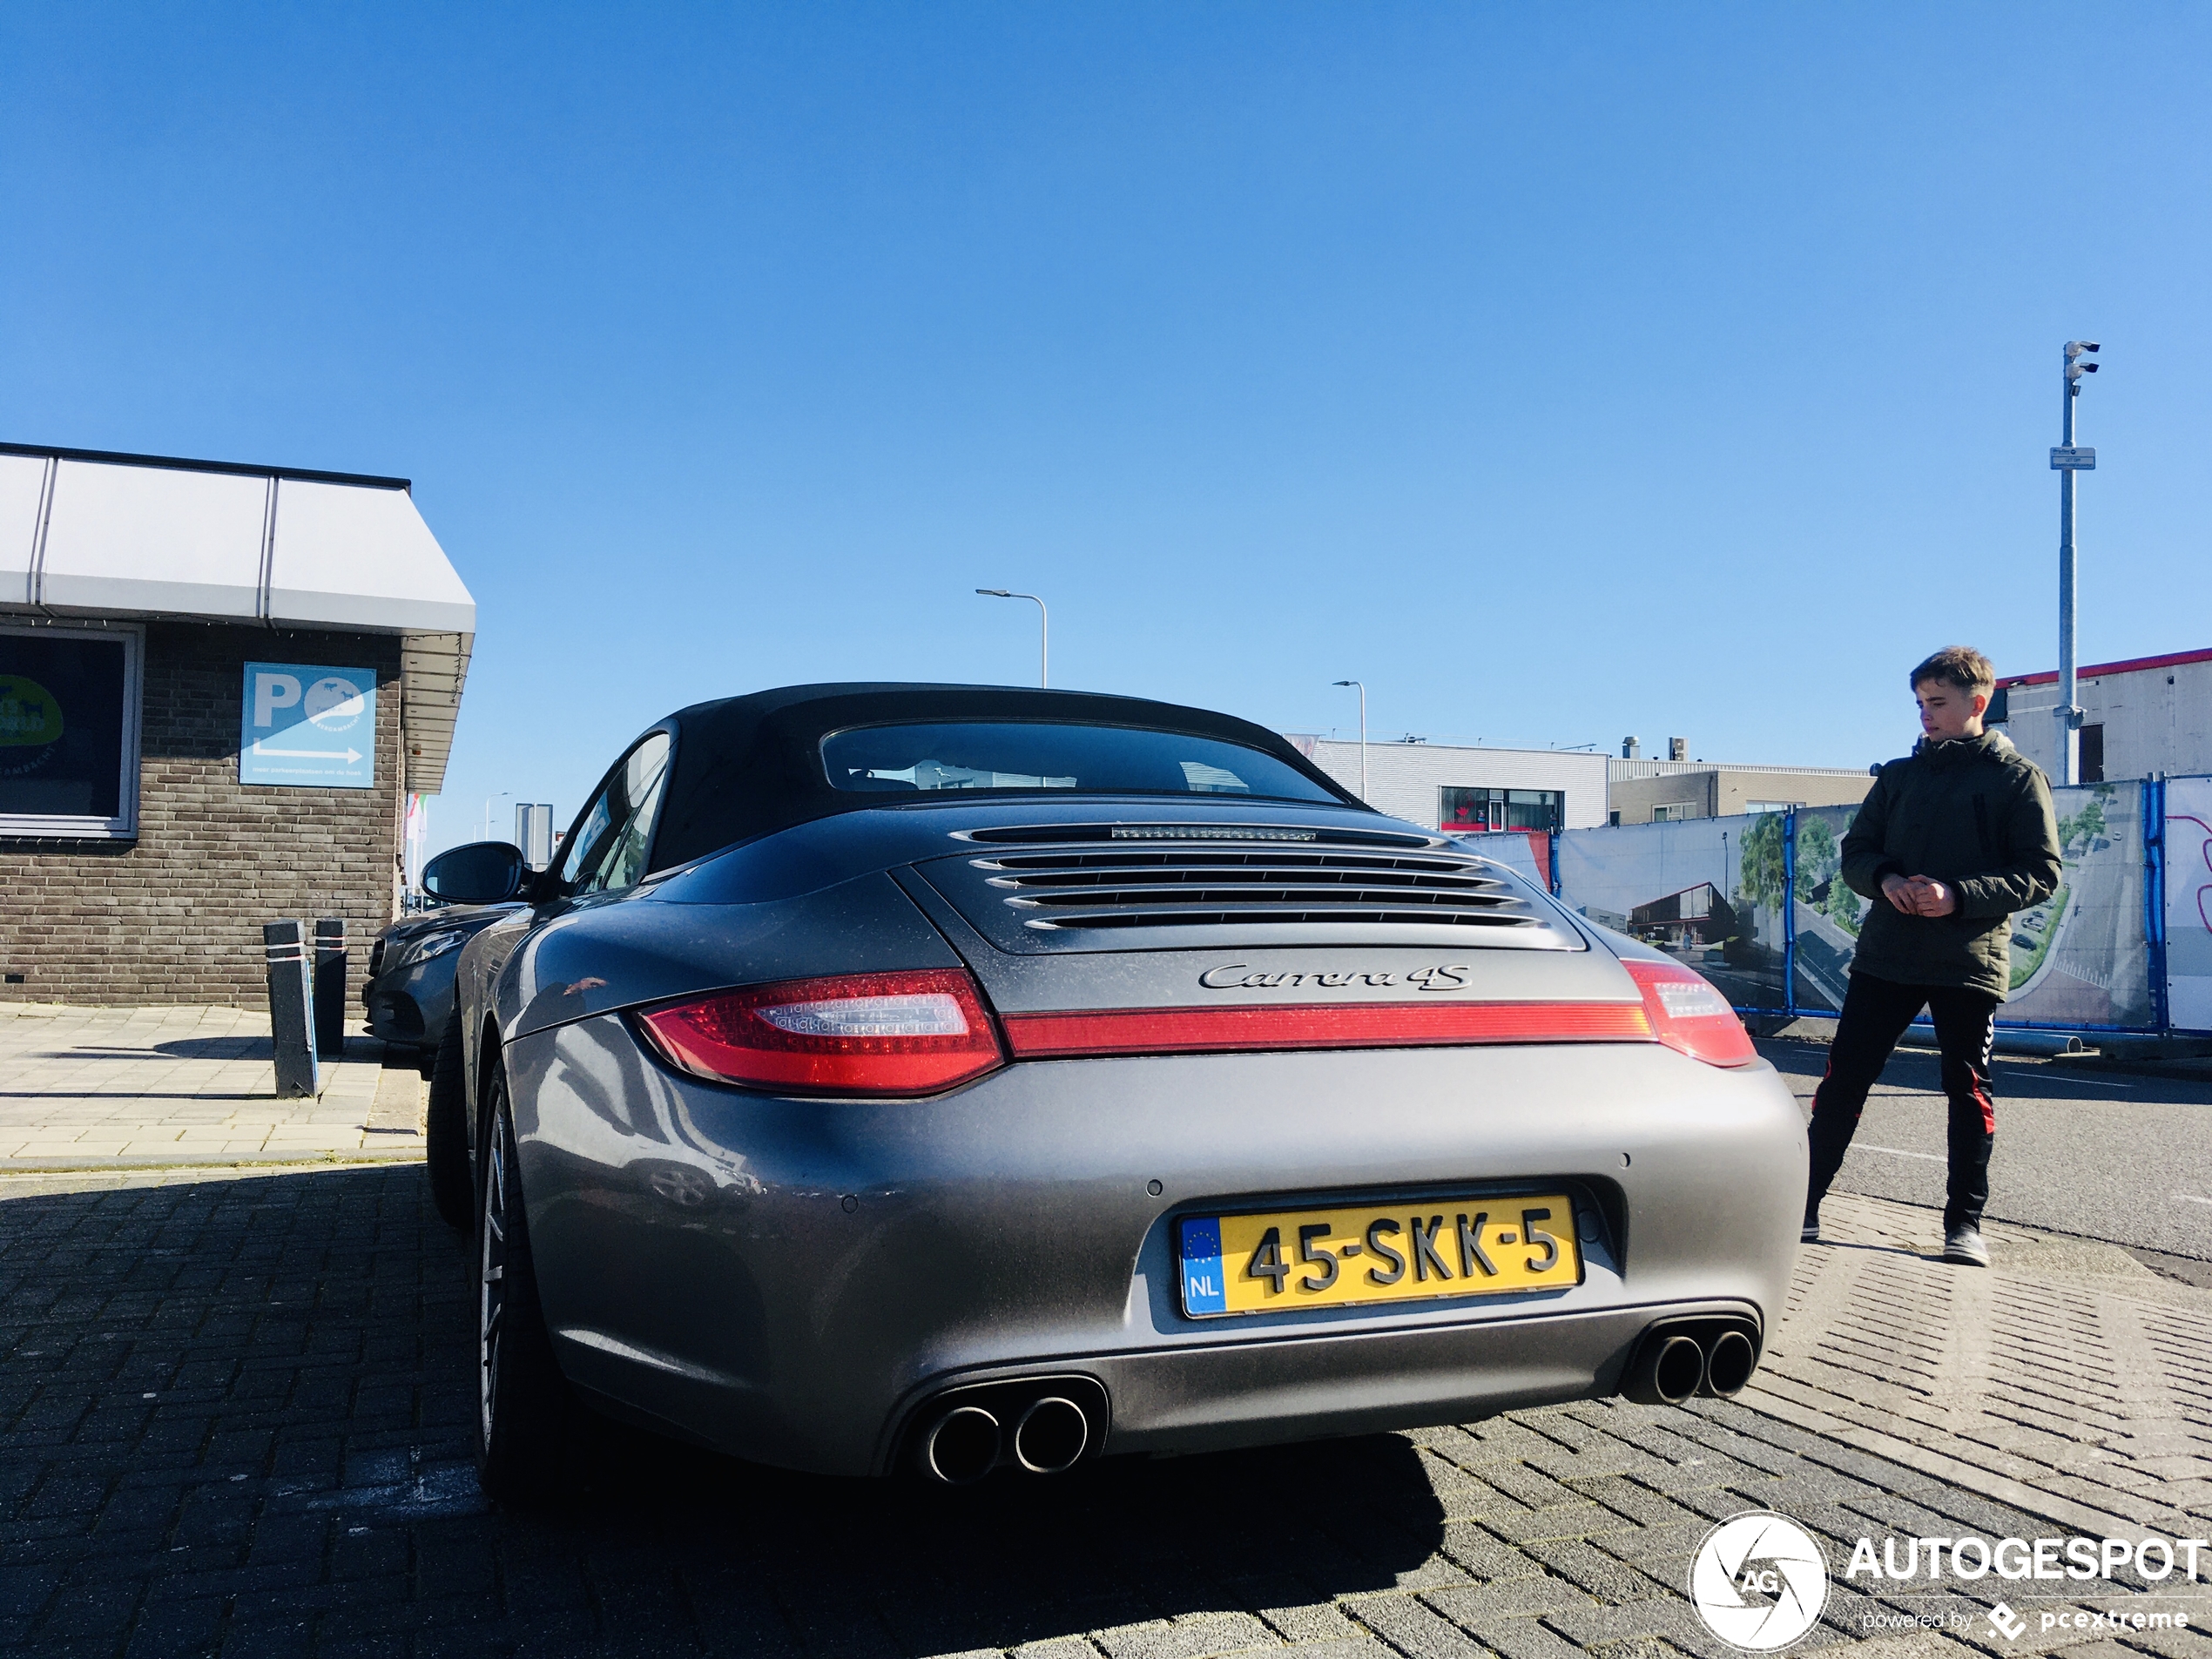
[1177, 1195, 1582, 1317]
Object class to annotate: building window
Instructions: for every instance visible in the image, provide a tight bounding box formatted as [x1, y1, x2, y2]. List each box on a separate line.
[1650, 802, 1696, 822]
[0, 622, 142, 840]
[1441, 786, 1563, 833]
[1742, 800, 1804, 815]
[2079, 724, 2104, 785]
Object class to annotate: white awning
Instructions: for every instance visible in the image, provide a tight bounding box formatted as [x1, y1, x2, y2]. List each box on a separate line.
[0, 444, 475, 794]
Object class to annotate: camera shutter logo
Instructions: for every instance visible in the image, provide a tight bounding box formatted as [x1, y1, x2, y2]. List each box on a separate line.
[1689, 1511, 1830, 1650]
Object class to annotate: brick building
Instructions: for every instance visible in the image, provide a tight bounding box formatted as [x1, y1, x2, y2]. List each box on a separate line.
[1, 443, 472, 1008]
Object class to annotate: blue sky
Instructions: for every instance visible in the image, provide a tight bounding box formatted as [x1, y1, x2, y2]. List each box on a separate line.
[4, 5, 2208, 852]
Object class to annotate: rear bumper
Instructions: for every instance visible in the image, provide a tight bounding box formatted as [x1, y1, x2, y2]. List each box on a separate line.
[505, 1014, 1805, 1476]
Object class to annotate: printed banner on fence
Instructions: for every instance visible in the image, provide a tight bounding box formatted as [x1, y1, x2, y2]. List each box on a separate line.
[1786, 805, 1858, 1013]
[1549, 786, 2156, 1028]
[1555, 815, 1790, 1013]
[2168, 776, 2212, 1033]
[1454, 829, 1550, 891]
[1790, 783, 2154, 1028]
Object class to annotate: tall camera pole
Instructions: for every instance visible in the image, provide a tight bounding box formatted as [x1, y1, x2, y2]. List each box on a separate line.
[2052, 341, 2099, 786]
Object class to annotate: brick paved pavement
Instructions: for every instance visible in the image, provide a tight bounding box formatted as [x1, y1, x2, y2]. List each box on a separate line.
[0, 1006, 424, 1170]
[3, 1159, 2208, 1659]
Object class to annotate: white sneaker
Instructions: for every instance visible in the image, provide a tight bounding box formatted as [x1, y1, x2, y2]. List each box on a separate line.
[1942, 1225, 1989, 1267]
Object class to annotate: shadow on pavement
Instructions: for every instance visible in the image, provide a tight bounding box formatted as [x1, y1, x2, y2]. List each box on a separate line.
[0, 1165, 1446, 1656]
[1804, 1239, 1924, 1260]
[21, 1038, 279, 1062]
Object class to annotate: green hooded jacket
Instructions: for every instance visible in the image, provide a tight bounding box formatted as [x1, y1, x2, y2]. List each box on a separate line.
[1840, 729, 2062, 1000]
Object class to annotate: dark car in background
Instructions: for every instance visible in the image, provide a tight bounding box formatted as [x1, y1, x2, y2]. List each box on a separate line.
[362, 904, 522, 1066]
[419, 682, 1804, 1500]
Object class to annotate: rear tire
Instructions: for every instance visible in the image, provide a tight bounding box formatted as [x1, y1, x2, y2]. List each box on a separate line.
[425, 1021, 472, 1230]
[476, 1069, 578, 1501]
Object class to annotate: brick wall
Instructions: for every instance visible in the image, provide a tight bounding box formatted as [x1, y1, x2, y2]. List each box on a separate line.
[0, 622, 403, 1008]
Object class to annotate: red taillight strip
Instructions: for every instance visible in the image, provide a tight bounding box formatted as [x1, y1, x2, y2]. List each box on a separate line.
[635, 969, 1007, 1096]
[1001, 1000, 1654, 1059]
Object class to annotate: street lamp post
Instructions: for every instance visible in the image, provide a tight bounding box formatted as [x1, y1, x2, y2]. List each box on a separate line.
[976, 590, 1048, 687]
[482, 792, 509, 844]
[1331, 680, 1367, 801]
[2054, 341, 2100, 786]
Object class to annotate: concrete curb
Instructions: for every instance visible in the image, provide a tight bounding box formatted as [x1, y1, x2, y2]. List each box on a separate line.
[2049, 1053, 2212, 1083]
[0, 1148, 426, 1174]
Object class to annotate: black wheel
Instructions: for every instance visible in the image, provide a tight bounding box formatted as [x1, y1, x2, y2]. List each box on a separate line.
[476, 1067, 578, 1501]
[424, 1021, 472, 1230]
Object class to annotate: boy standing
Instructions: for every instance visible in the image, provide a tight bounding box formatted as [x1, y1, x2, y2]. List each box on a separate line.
[1803, 647, 2061, 1266]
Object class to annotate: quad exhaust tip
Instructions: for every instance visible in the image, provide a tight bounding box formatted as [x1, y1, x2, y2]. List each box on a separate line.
[1702, 1328, 1757, 1399]
[914, 1383, 1104, 1483]
[921, 1405, 1001, 1485]
[1647, 1333, 1707, 1406]
[1622, 1321, 1760, 1406]
[1013, 1396, 1089, 1474]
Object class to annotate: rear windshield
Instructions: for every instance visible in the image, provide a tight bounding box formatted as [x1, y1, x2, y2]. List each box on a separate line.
[821, 722, 1339, 801]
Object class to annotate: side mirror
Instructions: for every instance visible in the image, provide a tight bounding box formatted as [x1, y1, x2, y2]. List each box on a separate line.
[422, 841, 529, 906]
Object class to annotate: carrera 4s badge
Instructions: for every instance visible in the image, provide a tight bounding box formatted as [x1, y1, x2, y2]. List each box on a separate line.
[1198, 963, 1476, 991]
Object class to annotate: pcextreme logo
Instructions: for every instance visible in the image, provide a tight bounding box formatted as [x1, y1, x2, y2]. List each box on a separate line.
[1689, 1512, 1830, 1651]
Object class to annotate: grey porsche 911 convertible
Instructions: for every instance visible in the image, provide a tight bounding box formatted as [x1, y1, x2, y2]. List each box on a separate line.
[420, 683, 1804, 1498]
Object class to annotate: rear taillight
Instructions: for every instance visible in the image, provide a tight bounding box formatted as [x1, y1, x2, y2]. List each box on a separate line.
[1620, 958, 1758, 1068]
[636, 969, 1006, 1096]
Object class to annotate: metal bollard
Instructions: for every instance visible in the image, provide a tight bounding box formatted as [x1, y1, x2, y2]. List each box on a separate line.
[314, 917, 347, 1059]
[265, 920, 320, 1099]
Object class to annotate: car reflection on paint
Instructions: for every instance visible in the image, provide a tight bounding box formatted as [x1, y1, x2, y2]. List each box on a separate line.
[361, 902, 522, 1064]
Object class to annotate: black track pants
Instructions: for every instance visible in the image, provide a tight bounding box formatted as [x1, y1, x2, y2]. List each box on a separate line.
[1805, 970, 2000, 1231]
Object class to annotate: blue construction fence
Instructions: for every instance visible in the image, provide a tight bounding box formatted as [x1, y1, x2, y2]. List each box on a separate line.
[1461, 774, 2212, 1036]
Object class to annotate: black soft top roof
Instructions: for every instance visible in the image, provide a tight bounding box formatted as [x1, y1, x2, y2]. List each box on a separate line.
[648, 682, 1362, 871]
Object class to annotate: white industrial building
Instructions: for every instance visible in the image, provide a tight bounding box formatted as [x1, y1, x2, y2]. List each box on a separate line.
[1993, 648, 2212, 782]
[1285, 738, 1610, 832]
[1282, 733, 1880, 835]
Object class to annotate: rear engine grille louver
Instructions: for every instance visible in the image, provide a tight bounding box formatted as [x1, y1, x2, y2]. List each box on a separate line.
[969, 840, 1548, 933]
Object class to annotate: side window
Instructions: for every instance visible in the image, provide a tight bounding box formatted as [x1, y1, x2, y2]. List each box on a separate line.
[558, 789, 617, 889]
[579, 732, 674, 895]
